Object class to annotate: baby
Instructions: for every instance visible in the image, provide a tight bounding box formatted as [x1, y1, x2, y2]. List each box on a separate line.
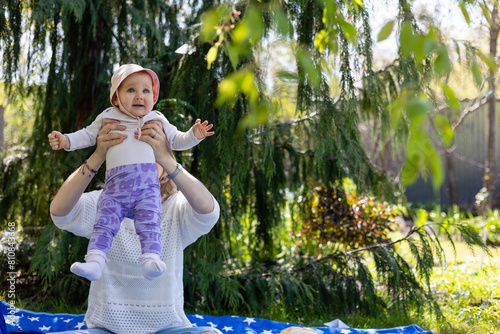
[48, 64, 214, 281]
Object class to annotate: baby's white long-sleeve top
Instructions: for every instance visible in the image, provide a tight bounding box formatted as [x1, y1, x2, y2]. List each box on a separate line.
[51, 190, 220, 334]
[65, 107, 202, 170]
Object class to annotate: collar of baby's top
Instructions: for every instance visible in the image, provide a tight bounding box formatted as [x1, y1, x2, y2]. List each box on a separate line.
[105, 106, 159, 118]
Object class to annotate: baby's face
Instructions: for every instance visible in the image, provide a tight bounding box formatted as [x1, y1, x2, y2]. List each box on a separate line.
[113, 71, 154, 117]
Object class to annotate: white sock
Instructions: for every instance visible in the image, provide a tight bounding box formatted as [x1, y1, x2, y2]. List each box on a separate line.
[141, 253, 166, 280]
[70, 249, 108, 281]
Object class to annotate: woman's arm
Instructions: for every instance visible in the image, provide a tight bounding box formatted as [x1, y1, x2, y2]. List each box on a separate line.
[138, 120, 215, 214]
[49, 119, 127, 217]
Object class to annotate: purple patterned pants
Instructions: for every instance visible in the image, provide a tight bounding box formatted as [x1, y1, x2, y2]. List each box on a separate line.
[88, 163, 162, 256]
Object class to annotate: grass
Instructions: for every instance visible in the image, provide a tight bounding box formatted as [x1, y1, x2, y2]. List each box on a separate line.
[259, 239, 500, 334]
[334, 240, 500, 334]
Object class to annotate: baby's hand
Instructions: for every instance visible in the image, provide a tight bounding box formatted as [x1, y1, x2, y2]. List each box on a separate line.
[192, 119, 215, 140]
[48, 131, 70, 150]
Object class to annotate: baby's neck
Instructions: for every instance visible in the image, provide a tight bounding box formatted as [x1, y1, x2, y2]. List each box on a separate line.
[115, 106, 148, 119]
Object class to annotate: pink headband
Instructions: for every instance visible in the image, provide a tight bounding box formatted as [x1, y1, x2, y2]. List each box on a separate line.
[110, 64, 160, 105]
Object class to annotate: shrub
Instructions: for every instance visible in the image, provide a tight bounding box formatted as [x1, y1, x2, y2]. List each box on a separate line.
[297, 181, 400, 253]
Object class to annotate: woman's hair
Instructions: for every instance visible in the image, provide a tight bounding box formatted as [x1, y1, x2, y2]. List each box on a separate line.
[159, 171, 179, 202]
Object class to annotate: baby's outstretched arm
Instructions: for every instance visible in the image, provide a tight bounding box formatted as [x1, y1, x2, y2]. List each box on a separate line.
[48, 131, 71, 150]
[192, 119, 215, 140]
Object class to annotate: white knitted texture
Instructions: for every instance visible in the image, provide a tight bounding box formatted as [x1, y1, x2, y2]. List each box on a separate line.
[51, 190, 220, 334]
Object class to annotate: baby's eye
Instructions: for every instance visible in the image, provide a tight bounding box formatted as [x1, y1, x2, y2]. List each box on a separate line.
[127, 88, 135, 93]
[143, 89, 150, 94]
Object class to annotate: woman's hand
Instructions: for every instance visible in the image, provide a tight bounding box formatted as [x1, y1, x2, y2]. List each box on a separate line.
[137, 120, 176, 172]
[94, 119, 127, 164]
[138, 120, 215, 214]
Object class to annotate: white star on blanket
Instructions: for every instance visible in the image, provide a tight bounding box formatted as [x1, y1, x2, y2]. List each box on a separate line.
[243, 317, 256, 325]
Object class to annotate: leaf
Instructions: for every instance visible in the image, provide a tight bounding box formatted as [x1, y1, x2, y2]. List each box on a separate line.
[206, 45, 218, 70]
[238, 103, 268, 132]
[276, 71, 298, 81]
[297, 49, 321, 89]
[246, 6, 264, 43]
[433, 47, 451, 75]
[241, 71, 258, 101]
[414, 36, 426, 63]
[401, 156, 421, 187]
[479, 2, 492, 24]
[460, 2, 470, 24]
[388, 94, 405, 128]
[339, 20, 357, 45]
[377, 20, 394, 42]
[224, 44, 239, 70]
[273, 8, 291, 37]
[406, 97, 431, 126]
[233, 6, 263, 47]
[471, 62, 483, 87]
[427, 145, 444, 191]
[322, 1, 337, 22]
[216, 75, 238, 107]
[399, 21, 416, 57]
[352, 0, 364, 9]
[478, 52, 497, 72]
[200, 6, 225, 42]
[442, 84, 459, 112]
[215, 69, 258, 107]
[434, 114, 454, 148]
[314, 29, 328, 53]
[232, 21, 251, 45]
[403, 129, 444, 190]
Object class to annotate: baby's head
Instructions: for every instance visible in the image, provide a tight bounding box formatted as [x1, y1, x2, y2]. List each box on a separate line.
[110, 64, 160, 117]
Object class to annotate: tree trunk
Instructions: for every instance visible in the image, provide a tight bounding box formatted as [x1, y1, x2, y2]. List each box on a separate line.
[445, 147, 458, 205]
[483, 7, 499, 208]
[75, 12, 110, 129]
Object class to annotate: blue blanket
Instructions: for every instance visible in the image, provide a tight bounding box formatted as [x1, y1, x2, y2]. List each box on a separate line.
[0, 300, 437, 334]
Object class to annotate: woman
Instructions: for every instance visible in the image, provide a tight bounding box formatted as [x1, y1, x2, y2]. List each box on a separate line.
[50, 119, 221, 334]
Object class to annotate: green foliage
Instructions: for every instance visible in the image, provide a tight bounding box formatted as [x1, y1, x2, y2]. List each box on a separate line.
[429, 249, 500, 333]
[183, 207, 489, 321]
[1, 0, 492, 324]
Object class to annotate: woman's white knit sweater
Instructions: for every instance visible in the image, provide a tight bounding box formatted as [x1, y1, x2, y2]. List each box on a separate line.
[51, 190, 220, 334]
